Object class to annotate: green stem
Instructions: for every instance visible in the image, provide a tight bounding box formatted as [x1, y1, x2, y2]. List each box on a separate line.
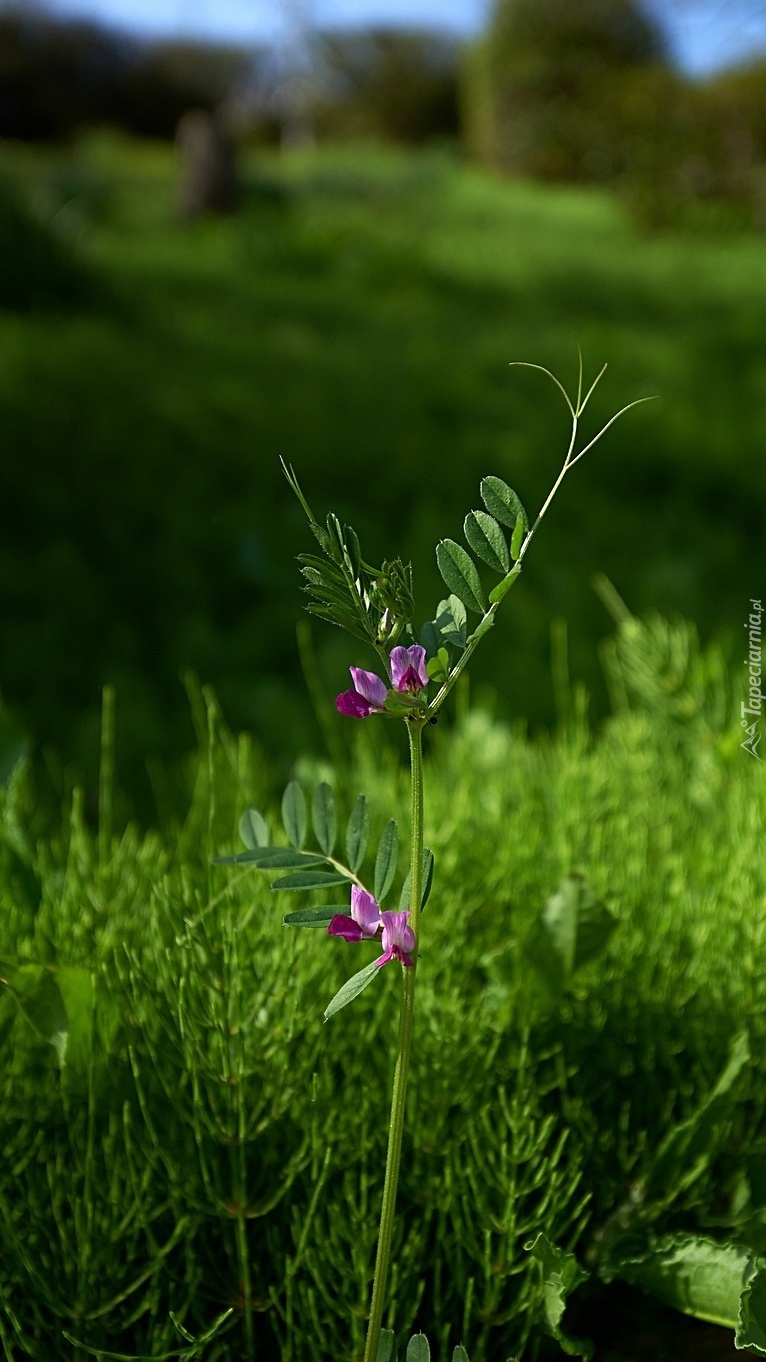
[363, 719, 426, 1362]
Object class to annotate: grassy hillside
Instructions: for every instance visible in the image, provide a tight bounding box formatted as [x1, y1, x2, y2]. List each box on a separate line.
[0, 136, 763, 812]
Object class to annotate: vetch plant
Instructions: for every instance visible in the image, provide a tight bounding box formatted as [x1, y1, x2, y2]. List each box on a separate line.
[216, 357, 651, 1359]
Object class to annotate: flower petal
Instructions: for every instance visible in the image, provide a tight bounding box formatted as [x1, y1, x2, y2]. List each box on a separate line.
[390, 645, 428, 693]
[336, 689, 377, 718]
[379, 909, 416, 955]
[327, 915, 366, 942]
[351, 886, 381, 936]
[350, 667, 388, 708]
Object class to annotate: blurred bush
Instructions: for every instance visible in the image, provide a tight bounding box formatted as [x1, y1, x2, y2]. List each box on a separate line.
[0, 170, 98, 309]
[462, 0, 766, 227]
[462, 0, 667, 182]
[309, 28, 461, 144]
[0, 8, 251, 141]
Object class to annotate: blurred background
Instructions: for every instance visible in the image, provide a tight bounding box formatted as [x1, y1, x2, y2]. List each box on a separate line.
[0, 0, 765, 817]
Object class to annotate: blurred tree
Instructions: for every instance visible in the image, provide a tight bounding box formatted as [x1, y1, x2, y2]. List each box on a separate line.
[618, 62, 763, 227]
[463, 0, 669, 179]
[0, 9, 250, 142]
[312, 28, 461, 144]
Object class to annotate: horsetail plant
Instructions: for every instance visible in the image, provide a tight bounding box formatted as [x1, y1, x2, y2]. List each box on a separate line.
[215, 357, 651, 1359]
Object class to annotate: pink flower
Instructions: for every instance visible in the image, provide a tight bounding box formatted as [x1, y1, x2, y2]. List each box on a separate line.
[336, 645, 428, 719]
[375, 910, 416, 968]
[389, 645, 429, 694]
[336, 668, 388, 719]
[328, 894, 416, 969]
[327, 887, 381, 942]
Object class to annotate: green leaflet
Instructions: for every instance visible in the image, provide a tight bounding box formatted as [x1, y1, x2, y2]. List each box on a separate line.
[488, 564, 522, 605]
[212, 848, 327, 868]
[324, 959, 380, 1021]
[283, 906, 349, 928]
[510, 512, 526, 560]
[312, 782, 337, 856]
[436, 540, 486, 615]
[281, 781, 308, 849]
[480, 476, 528, 532]
[374, 819, 399, 903]
[426, 647, 450, 683]
[272, 869, 351, 892]
[398, 848, 435, 913]
[463, 510, 509, 575]
[345, 793, 369, 874]
[434, 595, 468, 649]
[466, 614, 495, 646]
[238, 809, 268, 849]
[376, 1330, 397, 1362]
[406, 1335, 430, 1362]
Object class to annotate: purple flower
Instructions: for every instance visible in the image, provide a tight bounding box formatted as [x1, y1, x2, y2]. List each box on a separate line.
[328, 894, 416, 969]
[336, 667, 388, 718]
[327, 886, 381, 942]
[389, 645, 429, 694]
[375, 910, 416, 969]
[336, 645, 429, 718]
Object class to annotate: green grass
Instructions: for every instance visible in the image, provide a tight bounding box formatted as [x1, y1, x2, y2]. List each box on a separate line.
[0, 135, 764, 814]
[0, 612, 763, 1360]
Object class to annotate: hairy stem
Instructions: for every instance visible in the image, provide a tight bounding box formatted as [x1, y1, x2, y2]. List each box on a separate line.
[363, 719, 425, 1361]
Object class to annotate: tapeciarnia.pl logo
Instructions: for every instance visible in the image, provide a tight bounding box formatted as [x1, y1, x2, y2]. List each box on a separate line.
[741, 597, 763, 760]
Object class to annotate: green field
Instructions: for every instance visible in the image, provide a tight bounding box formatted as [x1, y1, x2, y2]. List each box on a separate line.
[0, 609, 763, 1360]
[0, 135, 764, 1359]
[0, 135, 764, 813]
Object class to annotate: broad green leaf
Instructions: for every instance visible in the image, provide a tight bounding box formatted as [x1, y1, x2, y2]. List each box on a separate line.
[239, 809, 269, 849]
[0, 958, 120, 1088]
[523, 874, 616, 1002]
[480, 476, 528, 531]
[399, 848, 435, 913]
[511, 512, 526, 560]
[213, 848, 327, 869]
[606, 1231, 751, 1332]
[345, 794, 369, 874]
[434, 596, 467, 649]
[0, 957, 67, 1063]
[283, 906, 349, 928]
[436, 540, 485, 615]
[738, 1260, 766, 1353]
[377, 1329, 397, 1362]
[526, 1233, 592, 1359]
[374, 820, 399, 903]
[406, 1335, 430, 1362]
[312, 782, 337, 856]
[464, 510, 509, 574]
[324, 960, 380, 1021]
[488, 565, 522, 605]
[282, 781, 308, 849]
[452, 1349, 470, 1362]
[272, 870, 351, 892]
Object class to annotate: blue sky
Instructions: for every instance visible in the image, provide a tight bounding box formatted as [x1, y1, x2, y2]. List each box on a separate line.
[35, 0, 766, 75]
